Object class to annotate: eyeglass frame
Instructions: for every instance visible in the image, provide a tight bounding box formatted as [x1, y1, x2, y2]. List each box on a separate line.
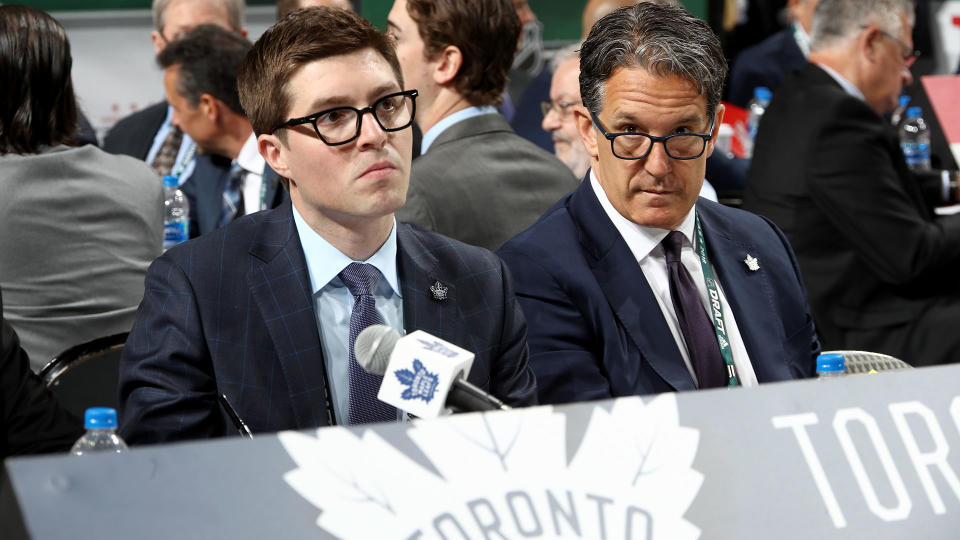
[541, 99, 581, 118]
[271, 89, 419, 146]
[860, 24, 920, 68]
[589, 110, 715, 161]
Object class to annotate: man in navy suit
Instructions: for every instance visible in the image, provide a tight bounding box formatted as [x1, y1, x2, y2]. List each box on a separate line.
[103, 0, 246, 178]
[119, 7, 537, 444]
[157, 24, 285, 237]
[498, 3, 819, 405]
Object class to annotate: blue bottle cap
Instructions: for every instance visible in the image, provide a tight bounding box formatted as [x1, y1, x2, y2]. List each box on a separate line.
[906, 106, 922, 119]
[816, 353, 845, 373]
[754, 86, 772, 101]
[84, 407, 118, 429]
[162, 174, 179, 187]
[898, 95, 911, 108]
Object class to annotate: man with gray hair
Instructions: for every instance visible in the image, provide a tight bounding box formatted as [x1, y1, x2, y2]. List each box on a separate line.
[744, 0, 960, 366]
[499, 2, 818, 404]
[104, 0, 246, 190]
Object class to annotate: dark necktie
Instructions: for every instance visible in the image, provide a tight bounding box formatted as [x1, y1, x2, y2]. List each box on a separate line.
[662, 231, 727, 388]
[152, 127, 183, 177]
[219, 163, 245, 227]
[339, 263, 397, 425]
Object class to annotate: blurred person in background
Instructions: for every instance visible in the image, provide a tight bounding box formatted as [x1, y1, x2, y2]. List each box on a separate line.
[744, 0, 960, 365]
[1, 287, 83, 458]
[0, 5, 162, 370]
[277, 0, 352, 19]
[390, 0, 577, 251]
[727, 0, 820, 108]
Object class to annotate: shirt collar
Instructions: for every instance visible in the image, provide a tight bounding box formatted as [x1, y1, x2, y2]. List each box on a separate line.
[420, 105, 499, 154]
[816, 62, 867, 102]
[292, 203, 402, 298]
[234, 132, 265, 175]
[589, 169, 697, 262]
[791, 21, 811, 58]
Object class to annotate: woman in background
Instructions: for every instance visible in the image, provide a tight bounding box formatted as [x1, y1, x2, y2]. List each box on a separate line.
[0, 5, 163, 369]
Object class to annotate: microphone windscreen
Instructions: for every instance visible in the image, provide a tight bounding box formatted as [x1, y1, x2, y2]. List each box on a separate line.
[355, 324, 401, 375]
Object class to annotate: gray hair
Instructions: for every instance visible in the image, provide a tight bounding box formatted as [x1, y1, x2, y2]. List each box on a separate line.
[548, 43, 581, 73]
[810, 0, 915, 52]
[579, 2, 726, 122]
[152, 0, 245, 33]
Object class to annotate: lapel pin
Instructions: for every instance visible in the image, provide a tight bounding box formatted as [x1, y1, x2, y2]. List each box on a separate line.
[430, 281, 448, 301]
[743, 254, 760, 272]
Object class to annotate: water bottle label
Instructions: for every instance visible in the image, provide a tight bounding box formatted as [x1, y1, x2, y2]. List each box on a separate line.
[900, 142, 930, 169]
[164, 220, 189, 247]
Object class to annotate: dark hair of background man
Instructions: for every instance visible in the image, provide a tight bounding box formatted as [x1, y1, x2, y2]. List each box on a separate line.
[405, 0, 520, 107]
[157, 23, 252, 116]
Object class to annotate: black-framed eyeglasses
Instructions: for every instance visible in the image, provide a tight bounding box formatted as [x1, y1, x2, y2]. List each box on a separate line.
[541, 99, 581, 118]
[861, 25, 920, 67]
[589, 111, 714, 161]
[272, 89, 418, 146]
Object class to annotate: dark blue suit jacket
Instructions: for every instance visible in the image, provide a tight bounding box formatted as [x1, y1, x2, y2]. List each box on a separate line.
[727, 27, 806, 109]
[119, 200, 537, 444]
[498, 179, 818, 404]
[179, 158, 287, 238]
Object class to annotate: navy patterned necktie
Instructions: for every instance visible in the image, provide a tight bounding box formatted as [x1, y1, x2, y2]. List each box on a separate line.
[339, 263, 397, 424]
[662, 231, 727, 388]
[219, 163, 245, 227]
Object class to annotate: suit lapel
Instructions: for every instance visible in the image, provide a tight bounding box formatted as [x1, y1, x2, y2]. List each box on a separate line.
[396, 225, 461, 344]
[696, 203, 791, 382]
[568, 181, 696, 391]
[246, 200, 331, 428]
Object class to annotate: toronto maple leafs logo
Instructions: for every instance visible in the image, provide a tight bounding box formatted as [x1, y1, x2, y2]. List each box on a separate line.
[394, 359, 439, 402]
[279, 395, 703, 539]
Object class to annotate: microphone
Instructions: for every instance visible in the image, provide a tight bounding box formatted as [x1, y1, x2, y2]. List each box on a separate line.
[355, 325, 511, 418]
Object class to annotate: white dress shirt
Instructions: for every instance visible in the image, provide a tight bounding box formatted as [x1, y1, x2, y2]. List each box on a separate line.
[589, 171, 759, 387]
[235, 133, 266, 215]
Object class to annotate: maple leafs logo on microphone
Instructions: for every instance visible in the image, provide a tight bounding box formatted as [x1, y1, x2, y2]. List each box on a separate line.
[394, 359, 439, 403]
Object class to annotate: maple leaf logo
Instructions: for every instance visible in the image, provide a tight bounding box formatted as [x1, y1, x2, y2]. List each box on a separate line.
[278, 394, 702, 539]
[394, 359, 439, 402]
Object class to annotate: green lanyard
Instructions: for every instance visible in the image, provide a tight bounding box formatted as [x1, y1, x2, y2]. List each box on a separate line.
[693, 214, 740, 387]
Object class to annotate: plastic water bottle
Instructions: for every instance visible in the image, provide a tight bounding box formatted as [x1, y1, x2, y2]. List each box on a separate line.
[163, 174, 190, 249]
[890, 94, 911, 127]
[70, 407, 128, 455]
[816, 353, 845, 380]
[899, 107, 931, 171]
[747, 86, 772, 142]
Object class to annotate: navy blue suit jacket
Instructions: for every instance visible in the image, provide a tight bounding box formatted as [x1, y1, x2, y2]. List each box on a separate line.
[498, 179, 818, 404]
[119, 200, 537, 444]
[179, 158, 286, 238]
[727, 27, 806, 109]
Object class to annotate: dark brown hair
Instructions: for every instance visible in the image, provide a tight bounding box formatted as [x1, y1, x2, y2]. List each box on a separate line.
[405, 0, 520, 107]
[238, 6, 402, 138]
[0, 5, 78, 154]
[157, 24, 252, 116]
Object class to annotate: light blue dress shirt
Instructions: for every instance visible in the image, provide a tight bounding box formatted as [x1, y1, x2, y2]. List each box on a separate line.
[146, 105, 197, 184]
[292, 204, 404, 425]
[420, 105, 499, 154]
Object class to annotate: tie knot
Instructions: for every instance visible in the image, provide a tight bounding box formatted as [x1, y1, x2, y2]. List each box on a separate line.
[662, 231, 685, 264]
[340, 262, 381, 297]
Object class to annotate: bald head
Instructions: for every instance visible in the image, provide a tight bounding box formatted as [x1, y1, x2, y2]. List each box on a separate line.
[581, 0, 680, 38]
